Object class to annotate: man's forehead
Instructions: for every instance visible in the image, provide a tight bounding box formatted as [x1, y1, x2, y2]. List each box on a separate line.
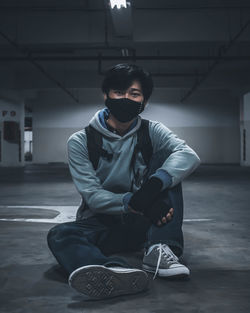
[111, 80, 142, 91]
[127, 80, 142, 90]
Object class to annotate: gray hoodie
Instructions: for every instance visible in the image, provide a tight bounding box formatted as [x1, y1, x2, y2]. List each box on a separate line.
[67, 109, 201, 219]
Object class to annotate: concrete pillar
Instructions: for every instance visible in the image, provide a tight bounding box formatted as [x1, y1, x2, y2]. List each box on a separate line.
[0, 98, 24, 167]
[240, 92, 250, 166]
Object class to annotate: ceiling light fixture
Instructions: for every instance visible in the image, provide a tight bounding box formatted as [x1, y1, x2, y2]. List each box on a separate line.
[110, 0, 127, 9]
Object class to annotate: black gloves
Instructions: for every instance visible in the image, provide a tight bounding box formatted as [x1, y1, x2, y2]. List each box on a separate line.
[144, 196, 172, 225]
[128, 176, 173, 226]
[128, 177, 163, 214]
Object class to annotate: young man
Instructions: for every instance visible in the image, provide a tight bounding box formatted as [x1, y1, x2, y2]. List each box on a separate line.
[47, 63, 201, 300]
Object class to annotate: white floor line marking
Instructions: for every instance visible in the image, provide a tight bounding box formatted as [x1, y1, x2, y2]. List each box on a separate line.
[184, 219, 213, 222]
[0, 205, 77, 223]
[0, 205, 213, 224]
[0, 218, 213, 223]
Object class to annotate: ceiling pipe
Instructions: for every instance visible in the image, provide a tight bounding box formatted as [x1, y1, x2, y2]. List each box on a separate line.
[97, 52, 205, 77]
[180, 18, 250, 102]
[0, 30, 79, 103]
[152, 72, 205, 78]
[1, 55, 250, 62]
[0, 6, 104, 12]
[133, 6, 250, 11]
[1, 5, 250, 11]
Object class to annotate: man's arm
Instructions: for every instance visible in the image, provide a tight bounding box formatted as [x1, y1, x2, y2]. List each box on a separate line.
[67, 131, 126, 215]
[148, 121, 201, 188]
[128, 121, 201, 218]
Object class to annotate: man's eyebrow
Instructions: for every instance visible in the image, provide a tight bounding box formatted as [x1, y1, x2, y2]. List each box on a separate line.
[129, 88, 142, 93]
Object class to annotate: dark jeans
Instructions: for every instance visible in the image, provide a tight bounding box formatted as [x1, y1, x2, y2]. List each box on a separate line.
[47, 150, 184, 275]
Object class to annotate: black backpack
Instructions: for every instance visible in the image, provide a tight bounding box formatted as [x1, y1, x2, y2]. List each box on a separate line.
[85, 119, 153, 171]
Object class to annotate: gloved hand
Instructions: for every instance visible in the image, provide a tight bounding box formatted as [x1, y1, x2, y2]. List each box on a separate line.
[128, 177, 163, 213]
[144, 196, 173, 226]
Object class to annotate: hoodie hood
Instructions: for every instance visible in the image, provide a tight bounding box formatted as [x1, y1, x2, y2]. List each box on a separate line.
[89, 108, 142, 140]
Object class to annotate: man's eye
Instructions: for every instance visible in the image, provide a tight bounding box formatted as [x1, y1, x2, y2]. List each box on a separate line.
[132, 93, 140, 97]
[115, 90, 123, 95]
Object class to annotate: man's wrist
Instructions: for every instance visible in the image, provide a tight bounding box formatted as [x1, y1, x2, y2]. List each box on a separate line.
[149, 169, 172, 191]
[123, 192, 133, 213]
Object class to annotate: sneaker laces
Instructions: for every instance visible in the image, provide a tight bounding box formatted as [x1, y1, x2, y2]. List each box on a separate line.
[153, 243, 179, 280]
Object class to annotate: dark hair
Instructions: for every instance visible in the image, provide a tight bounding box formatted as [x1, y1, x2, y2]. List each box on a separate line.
[102, 63, 154, 102]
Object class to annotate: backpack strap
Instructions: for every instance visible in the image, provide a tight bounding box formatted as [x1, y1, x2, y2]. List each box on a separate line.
[85, 125, 113, 170]
[129, 119, 153, 190]
[137, 119, 153, 166]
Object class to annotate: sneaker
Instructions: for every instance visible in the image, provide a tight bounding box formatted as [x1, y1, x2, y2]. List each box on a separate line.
[68, 265, 149, 299]
[142, 243, 190, 279]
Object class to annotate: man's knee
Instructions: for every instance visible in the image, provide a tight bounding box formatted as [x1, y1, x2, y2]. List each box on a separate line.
[47, 223, 70, 248]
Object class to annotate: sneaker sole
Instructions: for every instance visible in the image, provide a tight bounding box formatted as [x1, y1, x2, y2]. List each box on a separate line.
[69, 265, 149, 299]
[142, 264, 190, 277]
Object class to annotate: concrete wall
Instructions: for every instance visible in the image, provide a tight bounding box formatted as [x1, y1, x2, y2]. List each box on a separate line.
[145, 89, 240, 164]
[0, 95, 24, 167]
[32, 89, 104, 164]
[32, 88, 240, 164]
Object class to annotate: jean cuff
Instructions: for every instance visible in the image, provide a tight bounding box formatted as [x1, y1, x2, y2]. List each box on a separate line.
[104, 256, 132, 268]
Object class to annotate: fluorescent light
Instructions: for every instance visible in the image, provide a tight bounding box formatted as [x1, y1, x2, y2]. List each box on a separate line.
[110, 0, 127, 9]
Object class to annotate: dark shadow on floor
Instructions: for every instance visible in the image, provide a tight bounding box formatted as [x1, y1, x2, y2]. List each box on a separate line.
[44, 264, 68, 284]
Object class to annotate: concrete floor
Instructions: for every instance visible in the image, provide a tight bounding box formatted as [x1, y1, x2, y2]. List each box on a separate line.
[0, 164, 250, 313]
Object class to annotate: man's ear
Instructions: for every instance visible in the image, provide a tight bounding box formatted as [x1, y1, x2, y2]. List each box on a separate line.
[103, 93, 107, 101]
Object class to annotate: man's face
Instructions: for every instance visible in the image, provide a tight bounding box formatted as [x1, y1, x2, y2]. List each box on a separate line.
[104, 80, 145, 104]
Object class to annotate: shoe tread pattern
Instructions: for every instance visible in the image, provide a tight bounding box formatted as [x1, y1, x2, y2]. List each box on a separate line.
[70, 266, 148, 299]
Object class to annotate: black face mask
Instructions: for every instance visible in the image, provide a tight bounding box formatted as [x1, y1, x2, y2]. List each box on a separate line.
[105, 97, 144, 123]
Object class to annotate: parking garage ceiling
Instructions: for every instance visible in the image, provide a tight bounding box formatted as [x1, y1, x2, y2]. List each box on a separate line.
[0, 0, 250, 101]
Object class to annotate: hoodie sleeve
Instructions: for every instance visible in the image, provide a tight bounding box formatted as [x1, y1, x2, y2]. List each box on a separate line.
[149, 121, 201, 188]
[67, 131, 126, 215]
